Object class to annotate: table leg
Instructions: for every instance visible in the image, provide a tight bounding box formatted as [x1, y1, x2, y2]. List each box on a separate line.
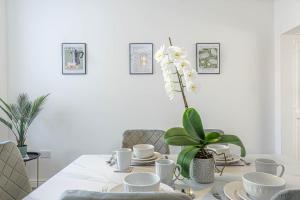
[37, 158, 39, 188]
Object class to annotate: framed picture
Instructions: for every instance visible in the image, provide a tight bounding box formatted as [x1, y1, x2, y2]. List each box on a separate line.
[196, 43, 220, 74]
[129, 43, 153, 74]
[62, 43, 86, 75]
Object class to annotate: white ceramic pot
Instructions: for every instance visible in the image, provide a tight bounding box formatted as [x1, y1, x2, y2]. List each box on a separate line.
[133, 144, 154, 159]
[190, 157, 215, 184]
[123, 172, 160, 192]
[242, 172, 286, 200]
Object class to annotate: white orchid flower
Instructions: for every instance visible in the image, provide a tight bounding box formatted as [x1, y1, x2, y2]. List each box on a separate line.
[186, 81, 197, 93]
[175, 59, 191, 72]
[183, 69, 196, 82]
[160, 56, 173, 69]
[155, 45, 165, 63]
[167, 46, 186, 61]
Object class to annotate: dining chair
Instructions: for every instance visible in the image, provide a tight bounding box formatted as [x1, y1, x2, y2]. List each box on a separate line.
[60, 190, 192, 200]
[271, 189, 300, 200]
[122, 130, 170, 154]
[0, 141, 32, 200]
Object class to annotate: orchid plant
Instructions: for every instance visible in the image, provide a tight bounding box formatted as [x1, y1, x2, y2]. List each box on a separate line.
[155, 38, 246, 178]
[155, 38, 196, 108]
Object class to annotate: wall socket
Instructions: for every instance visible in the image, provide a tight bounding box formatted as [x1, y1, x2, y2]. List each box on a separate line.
[40, 150, 51, 158]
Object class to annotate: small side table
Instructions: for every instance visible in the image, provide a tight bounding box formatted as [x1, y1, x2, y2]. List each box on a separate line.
[23, 152, 41, 188]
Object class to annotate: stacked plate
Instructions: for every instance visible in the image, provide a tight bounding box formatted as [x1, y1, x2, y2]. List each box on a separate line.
[215, 154, 241, 165]
[131, 152, 162, 166]
[131, 144, 163, 166]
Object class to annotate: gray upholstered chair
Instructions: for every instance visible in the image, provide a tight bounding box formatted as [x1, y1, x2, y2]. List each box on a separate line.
[0, 141, 32, 200]
[271, 189, 300, 200]
[122, 130, 170, 154]
[60, 190, 192, 200]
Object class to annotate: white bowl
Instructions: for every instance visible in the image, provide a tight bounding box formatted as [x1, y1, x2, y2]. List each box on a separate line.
[133, 144, 154, 159]
[123, 172, 160, 192]
[242, 172, 286, 200]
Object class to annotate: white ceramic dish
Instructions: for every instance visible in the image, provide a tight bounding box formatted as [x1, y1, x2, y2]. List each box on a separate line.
[110, 183, 174, 193]
[242, 172, 286, 200]
[133, 144, 155, 159]
[237, 188, 253, 200]
[223, 181, 243, 200]
[131, 152, 162, 165]
[207, 144, 230, 156]
[123, 172, 160, 192]
[132, 152, 158, 161]
[215, 154, 240, 164]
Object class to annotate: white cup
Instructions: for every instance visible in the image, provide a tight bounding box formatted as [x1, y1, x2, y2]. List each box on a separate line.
[114, 148, 132, 170]
[255, 158, 285, 177]
[155, 159, 181, 186]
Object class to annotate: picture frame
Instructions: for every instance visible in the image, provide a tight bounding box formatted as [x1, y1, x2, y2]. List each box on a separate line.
[62, 43, 86, 75]
[196, 43, 220, 74]
[129, 43, 153, 75]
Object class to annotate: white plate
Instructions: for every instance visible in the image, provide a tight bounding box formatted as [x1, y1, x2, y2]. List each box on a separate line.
[215, 154, 240, 164]
[131, 152, 162, 165]
[132, 152, 159, 161]
[109, 183, 174, 192]
[237, 188, 253, 200]
[215, 154, 235, 161]
[223, 181, 243, 200]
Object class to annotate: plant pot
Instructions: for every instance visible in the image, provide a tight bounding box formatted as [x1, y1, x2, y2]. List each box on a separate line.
[190, 157, 215, 184]
[18, 145, 27, 158]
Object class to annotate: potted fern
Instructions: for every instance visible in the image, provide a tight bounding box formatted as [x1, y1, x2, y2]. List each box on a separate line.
[0, 93, 49, 157]
[155, 38, 246, 183]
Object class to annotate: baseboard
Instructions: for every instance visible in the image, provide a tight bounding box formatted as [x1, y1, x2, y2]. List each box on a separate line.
[30, 179, 47, 188]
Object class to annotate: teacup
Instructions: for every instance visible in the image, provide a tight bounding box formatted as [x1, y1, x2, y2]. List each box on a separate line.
[123, 172, 160, 192]
[242, 172, 286, 200]
[113, 148, 132, 170]
[155, 159, 181, 186]
[255, 158, 285, 177]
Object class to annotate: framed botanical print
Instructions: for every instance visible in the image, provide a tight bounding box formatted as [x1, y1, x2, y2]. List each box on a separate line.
[196, 43, 220, 74]
[129, 43, 153, 74]
[62, 43, 86, 75]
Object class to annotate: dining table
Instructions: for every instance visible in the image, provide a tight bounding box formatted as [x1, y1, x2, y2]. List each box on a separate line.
[23, 154, 300, 200]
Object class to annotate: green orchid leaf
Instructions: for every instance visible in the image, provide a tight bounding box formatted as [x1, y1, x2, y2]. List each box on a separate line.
[0, 117, 12, 130]
[177, 146, 200, 178]
[183, 108, 205, 140]
[205, 132, 222, 143]
[208, 134, 246, 157]
[165, 127, 200, 146]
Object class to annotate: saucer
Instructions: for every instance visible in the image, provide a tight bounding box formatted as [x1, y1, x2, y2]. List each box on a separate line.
[223, 181, 243, 200]
[215, 154, 240, 164]
[132, 152, 159, 161]
[131, 152, 162, 166]
[237, 188, 253, 200]
[109, 183, 174, 192]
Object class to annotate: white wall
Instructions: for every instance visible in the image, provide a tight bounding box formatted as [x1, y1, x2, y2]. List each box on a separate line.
[0, 0, 7, 140]
[6, 0, 274, 181]
[274, 0, 300, 153]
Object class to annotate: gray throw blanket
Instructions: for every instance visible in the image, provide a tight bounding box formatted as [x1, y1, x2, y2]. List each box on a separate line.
[60, 190, 192, 200]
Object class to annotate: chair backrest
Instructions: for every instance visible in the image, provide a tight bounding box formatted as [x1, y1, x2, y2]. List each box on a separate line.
[122, 130, 170, 154]
[0, 141, 31, 200]
[61, 190, 192, 200]
[271, 189, 300, 200]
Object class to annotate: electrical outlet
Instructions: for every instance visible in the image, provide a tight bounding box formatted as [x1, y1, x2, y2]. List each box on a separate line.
[40, 150, 51, 158]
